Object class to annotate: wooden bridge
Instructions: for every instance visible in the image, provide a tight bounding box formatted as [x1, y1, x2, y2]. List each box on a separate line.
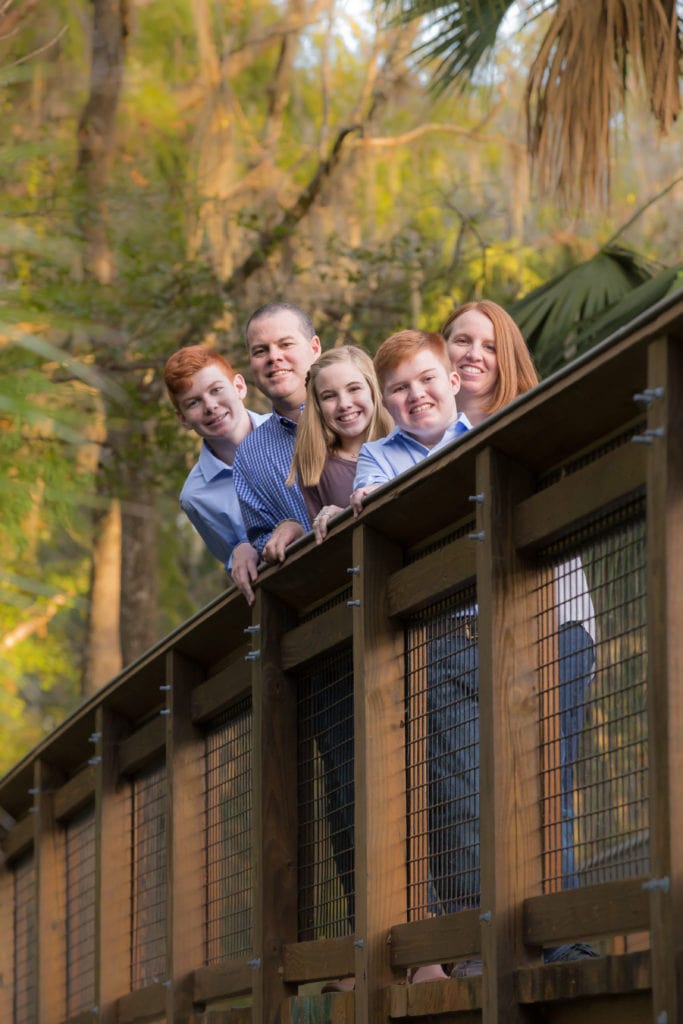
[1, 292, 682, 1024]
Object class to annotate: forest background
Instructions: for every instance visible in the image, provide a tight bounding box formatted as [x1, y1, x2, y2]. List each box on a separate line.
[1, 0, 681, 774]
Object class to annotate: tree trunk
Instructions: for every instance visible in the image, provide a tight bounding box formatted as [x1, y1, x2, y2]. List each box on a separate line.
[119, 487, 158, 666]
[82, 499, 122, 695]
[76, 0, 129, 284]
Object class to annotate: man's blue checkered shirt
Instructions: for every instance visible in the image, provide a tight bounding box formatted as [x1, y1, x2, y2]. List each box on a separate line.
[233, 410, 310, 554]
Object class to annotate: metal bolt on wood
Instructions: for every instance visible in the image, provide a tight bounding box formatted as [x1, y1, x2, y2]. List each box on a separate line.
[633, 387, 664, 405]
[642, 876, 669, 893]
[244, 650, 261, 661]
[479, 911, 492, 924]
[347, 565, 360, 575]
[347, 599, 361, 607]
[468, 531, 485, 542]
[631, 427, 665, 445]
[468, 493, 485, 504]
[244, 624, 261, 634]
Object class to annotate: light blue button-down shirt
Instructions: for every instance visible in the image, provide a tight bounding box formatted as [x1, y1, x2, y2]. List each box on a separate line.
[353, 413, 472, 491]
[179, 410, 270, 571]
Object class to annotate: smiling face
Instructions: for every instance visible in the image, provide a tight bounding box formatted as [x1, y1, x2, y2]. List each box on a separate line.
[246, 309, 321, 415]
[175, 364, 249, 442]
[444, 309, 499, 419]
[382, 349, 460, 448]
[314, 360, 375, 453]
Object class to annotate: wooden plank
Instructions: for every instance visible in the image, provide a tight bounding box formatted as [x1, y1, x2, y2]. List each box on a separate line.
[281, 990, 354, 1024]
[166, 650, 206, 1021]
[515, 949, 651, 1004]
[35, 760, 66, 1024]
[54, 766, 96, 822]
[116, 981, 166, 1023]
[118, 714, 165, 777]
[351, 525, 406, 1024]
[250, 591, 299, 1024]
[281, 603, 353, 671]
[390, 910, 481, 969]
[645, 333, 683, 1024]
[95, 707, 132, 1024]
[524, 993, 652, 1024]
[475, 447, 542, 1021]
[0, 833, 15, 1021]
[514, 442, 647, 550]
[193, 962, 255, 1003]
[282, 936, 356, 983]
[387, 535, 477, 619]
[191, 651, 251, 724]
[523, 878, 649, 946]
[388, 976, 482, 1019]
[2, 813, 34, 863]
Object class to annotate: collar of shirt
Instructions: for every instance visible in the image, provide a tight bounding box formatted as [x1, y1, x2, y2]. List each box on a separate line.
[273, 403, 304, 431]
[198, 409, 270, 482]
[379, 412, 472, 453]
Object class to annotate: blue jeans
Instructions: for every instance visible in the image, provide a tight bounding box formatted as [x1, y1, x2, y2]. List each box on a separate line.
[426, 619, 594, 913]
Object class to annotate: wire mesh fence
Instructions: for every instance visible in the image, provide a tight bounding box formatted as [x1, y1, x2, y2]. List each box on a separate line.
[535, 499, 648, 894]
[13, 850, 36, 1024]
[65, 806, 96, 1017]
[297, 644, 355, 940]
[131, 762, 167, 988]
[405, 584, 480, 920]
[205, 697, 253, 963]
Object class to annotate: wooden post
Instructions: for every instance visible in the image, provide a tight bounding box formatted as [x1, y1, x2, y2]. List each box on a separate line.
[0, 828, 14, 1022]
[475, 446, 541, 1022]
[250, 589, 298, 1024]
[645, 334, 683, 1024]
[165, 649, 206, 1023]
[351, 524, 406, 1024]
[35, 759, 66, 1024]
[96, 706, 133, 1024]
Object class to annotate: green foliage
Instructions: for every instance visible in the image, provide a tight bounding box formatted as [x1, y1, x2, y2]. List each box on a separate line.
[510, 246, 682, 375]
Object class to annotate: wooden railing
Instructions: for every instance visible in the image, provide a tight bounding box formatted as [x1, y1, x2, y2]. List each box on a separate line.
[1, 292, 682, 1024]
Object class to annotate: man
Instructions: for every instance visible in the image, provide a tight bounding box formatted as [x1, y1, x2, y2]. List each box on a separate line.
[233, 302, 321, 565]
[163, 345, 269, 605]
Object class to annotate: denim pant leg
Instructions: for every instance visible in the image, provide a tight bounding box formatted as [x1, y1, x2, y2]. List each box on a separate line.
[308, 655, 355, 927]
[557, 623, 595, 889]
[426, 630, 480, 914]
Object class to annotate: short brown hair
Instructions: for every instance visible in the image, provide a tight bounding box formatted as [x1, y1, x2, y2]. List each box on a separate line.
[163, 346, 236, 409]
[374, 330, 450, 390]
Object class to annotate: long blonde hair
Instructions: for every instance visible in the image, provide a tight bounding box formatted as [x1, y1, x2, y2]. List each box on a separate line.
[288, 346, 393, 488]
[441, 300, 539, 414]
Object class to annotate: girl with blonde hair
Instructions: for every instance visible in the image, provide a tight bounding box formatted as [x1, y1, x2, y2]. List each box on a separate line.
[288, 345, 392, 542]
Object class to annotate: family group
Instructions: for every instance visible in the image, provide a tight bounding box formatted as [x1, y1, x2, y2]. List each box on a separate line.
[162, 300, 598, 981]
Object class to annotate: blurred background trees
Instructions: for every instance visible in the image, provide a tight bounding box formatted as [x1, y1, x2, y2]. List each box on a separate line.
[0, 0, 681, 772]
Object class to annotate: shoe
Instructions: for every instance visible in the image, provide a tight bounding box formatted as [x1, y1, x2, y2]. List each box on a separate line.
[543, 942, 599, 963]
[450, 959, 483, 978]
[321, 977, 355, 993]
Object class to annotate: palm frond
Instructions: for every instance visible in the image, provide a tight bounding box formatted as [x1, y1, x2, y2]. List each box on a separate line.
[385, 0, 517, 90]
[526, 0, 682, 204]
[509, 246, 680, 375]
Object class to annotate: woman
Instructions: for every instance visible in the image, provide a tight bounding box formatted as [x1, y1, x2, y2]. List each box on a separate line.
[414, 301, 596, 981]
[441, 299, 538, 424]
[288, 346, 393, 543]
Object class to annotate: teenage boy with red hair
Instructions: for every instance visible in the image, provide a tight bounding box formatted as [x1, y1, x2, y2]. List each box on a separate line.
[163, 345, 269, 604]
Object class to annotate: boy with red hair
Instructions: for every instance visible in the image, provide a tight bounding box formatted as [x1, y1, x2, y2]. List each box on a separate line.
[163, 345, 269, 604]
